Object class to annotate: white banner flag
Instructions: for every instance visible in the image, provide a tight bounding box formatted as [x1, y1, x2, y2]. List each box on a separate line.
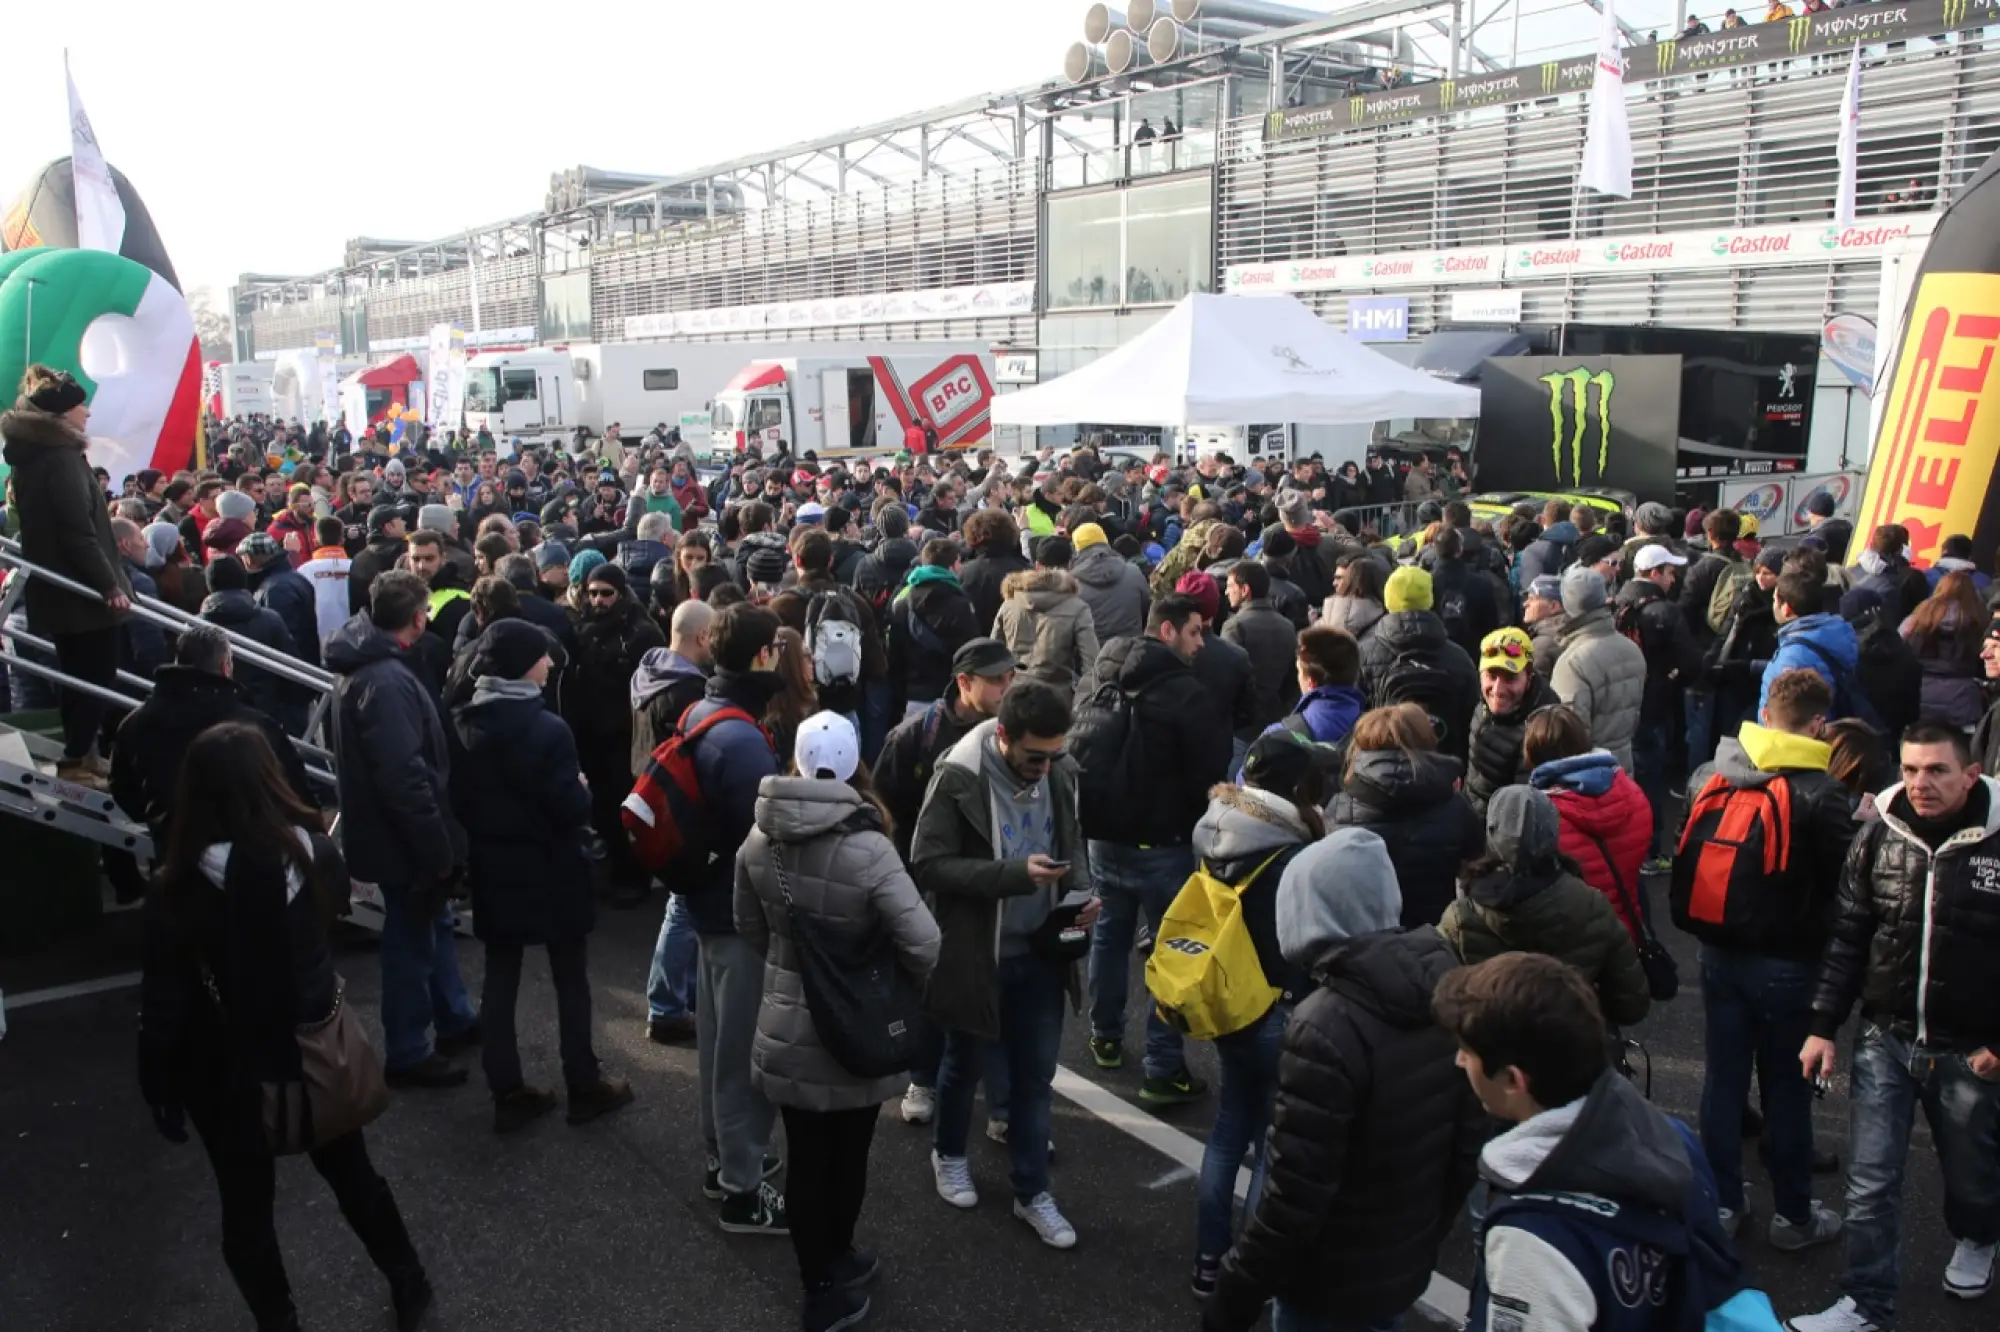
[1836, 43, 1863, 227]
[64, 54, 125, 254]
[1579, 1, 1634, 199]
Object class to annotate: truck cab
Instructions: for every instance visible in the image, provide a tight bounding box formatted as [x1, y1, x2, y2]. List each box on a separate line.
[465, 349, 576, 442]
[708, 364, 793, 453]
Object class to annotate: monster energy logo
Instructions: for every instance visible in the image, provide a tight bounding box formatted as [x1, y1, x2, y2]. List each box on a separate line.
[1539, 368, 1615, 488]
[1945, 0, 1970, 22]
[1439, 80, 1456, 110]
[1350, 95, 1367, 124]
[1655, 40, 1677, 72]
[1788, 16, 1815, 52]
[1540, 61, 1560, 93]
[1267, 110, 1285, 138]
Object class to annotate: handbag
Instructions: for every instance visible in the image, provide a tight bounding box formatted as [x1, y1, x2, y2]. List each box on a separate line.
[1586, 832, 1680, 1002]
[201, 970, 390, 1156]
[771, 844, 924, 1080]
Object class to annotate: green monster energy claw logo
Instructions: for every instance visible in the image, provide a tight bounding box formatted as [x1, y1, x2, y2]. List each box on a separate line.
[1538, 368, 1616, 488]
[1788, 16, 1814, 52]
[1656, 40, 1678, 73]
[1267, 110, 1285, 138]
[1540, 61, 1560, 93]
[1439, 80, 1456, 110]
[1945, 0, 1969, 23]
[1350, 95, 1367, 124]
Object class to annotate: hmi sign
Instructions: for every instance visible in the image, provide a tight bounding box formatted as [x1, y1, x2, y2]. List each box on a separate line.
[1346, 296, 1410, 342]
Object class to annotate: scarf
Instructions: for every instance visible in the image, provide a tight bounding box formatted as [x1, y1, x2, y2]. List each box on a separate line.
[470, 676, 546, 707]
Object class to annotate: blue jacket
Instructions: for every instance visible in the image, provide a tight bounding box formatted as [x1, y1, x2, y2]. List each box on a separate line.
[1263, 682, 1365, 754]
[680, 672, 780, 935]
[119, 561, 169, 677]
[250, 563, 322, 669]
[1759, 611, 1861, 717]
[1516, 521, 1579, 585]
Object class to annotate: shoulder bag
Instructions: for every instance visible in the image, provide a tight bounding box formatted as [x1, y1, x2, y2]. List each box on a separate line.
[1585, 830, 1681, 1002]
[771, 844, 925, 1079]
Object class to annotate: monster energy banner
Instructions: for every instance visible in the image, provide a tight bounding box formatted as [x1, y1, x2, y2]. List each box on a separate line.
[1264, 0, 1999, 142]
[1476, 355, 1682, 503]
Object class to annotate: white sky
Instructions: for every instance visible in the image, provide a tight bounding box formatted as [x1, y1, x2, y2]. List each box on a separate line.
[2, 1, 1646, 296]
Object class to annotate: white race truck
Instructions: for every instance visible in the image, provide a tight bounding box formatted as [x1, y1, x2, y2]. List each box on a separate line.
[707, 346, 997, 457]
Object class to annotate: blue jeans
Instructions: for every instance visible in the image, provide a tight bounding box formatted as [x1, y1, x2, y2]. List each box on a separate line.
[1842, 1022, 2000, 1327]
[934, 953, 1067, 1202]
[1685, 687, 1717, 773]
[909, 1014, 1011, 1112]
[861, 679, 895, 766]
[1632, 716, 1673, 856]
[1088, 841, 1195, 1079]
[377, 884, 478, 1072]
[646, 893, 698, 1022]
[1197, 1003, 1288, 1260]
[1697, 947, 1815, 1222]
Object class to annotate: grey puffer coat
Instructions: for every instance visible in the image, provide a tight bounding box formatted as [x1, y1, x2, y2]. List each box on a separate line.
[1548, 607, 1646, 772]
[734, 776, 941, 1111]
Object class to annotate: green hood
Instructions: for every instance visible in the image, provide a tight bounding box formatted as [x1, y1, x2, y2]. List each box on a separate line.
[905, 564, 963, 592]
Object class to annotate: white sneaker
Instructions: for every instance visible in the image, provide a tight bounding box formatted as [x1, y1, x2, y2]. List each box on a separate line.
[1945, 1239, 1997, 1299]
[901, 1083, 935, 1125]
[931, 1150, 977, 1209]
[986, 1117, 1009, 1144]
[1784, 1296, 1880, 1332]
[1013, 1191, 1078, 1250]
[1719, 1207, 1742, 1239]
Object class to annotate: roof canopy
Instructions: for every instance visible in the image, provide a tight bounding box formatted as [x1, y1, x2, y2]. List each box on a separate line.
[342, 353, 422, 388]
[990, 293, 1480, 428]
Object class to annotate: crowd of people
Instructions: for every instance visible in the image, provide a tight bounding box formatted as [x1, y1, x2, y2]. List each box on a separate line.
[3, 360, 1999, 1332]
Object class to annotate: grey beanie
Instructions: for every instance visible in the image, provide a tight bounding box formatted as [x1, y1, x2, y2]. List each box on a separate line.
[215, 489, 258, 522]
[1275, 827, 1404, 964]
[141, 521, 182, 569]
[1634, 500, 1674, 535]
[418, 503, 457, 535]
[1277, 492, 1313, 529]
[1560, 566, 1607, 617]
[1487, 786, 1561, 869]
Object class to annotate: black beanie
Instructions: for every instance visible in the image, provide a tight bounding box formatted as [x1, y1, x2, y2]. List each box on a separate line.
[585, 561, 630, 596]
[471, 619, 554, 680]
[26, 370, 87, 416]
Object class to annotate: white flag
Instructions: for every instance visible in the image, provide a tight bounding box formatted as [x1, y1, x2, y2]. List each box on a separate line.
[1836, 43, 1862, 227]
[1579, 1, 1634, 199]
[65, 54, 125, 254]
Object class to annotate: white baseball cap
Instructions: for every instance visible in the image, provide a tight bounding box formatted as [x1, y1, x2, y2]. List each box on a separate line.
[1634, 544, 1689, 573]
[794, 710, 860, 782]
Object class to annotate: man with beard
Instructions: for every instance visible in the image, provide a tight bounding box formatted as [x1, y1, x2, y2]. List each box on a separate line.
[565, 563, 665, 908]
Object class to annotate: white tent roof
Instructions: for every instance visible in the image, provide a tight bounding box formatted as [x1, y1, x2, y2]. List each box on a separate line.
[990, 292, 1480, 428]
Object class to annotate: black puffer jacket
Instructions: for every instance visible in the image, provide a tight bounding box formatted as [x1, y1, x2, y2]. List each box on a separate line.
[1085, 636, 1234, 847]
[1810, 780, 2000, 1054]
[1357, 610, 1479, 763]
[1327, 749, 1484, 929]
[958, 542, 1032, 633]
[1207, 927, 1483, 1330]
[1464, 674, 1559, 820]
[200, 590, 305, 734]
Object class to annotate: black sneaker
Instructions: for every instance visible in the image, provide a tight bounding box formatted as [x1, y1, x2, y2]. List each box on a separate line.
[1191, 1254, 1221, 1299]
[434, 1020, 482, 1057]
[704, 1152, 783, 1200]
[493, 1085, 559, 1135]
[646, 1014, 696, 1044]
[389, 1269, 433, 1332]
[1087, 1036, 1124, 1070]
[802, 1283, 869, 1332]
[719, 1181, 789, 1235]
[386, 1055, 469, 1090]
[1140, 1067, 1209, 1106]
[566, 1077, 635, 1125]
[831, 1248, 880, 1291]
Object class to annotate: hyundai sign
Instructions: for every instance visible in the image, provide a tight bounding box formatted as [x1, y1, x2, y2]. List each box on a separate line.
[1347, 296, 1410, 342]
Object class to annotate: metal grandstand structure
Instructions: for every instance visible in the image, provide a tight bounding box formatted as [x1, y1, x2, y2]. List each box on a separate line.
[236, 2, 2000, 361]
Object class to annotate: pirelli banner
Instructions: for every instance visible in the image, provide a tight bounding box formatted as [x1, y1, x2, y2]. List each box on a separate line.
[1856, 148, 2000, 571]
[1263, 0, 2000, 142]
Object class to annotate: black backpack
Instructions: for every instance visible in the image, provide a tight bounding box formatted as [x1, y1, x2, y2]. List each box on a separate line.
[1372, 649, 1461, 750]
[1071, 676, 1166, 843]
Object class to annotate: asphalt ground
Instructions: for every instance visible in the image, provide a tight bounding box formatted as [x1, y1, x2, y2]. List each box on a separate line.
[0, 869, 1991, 1332]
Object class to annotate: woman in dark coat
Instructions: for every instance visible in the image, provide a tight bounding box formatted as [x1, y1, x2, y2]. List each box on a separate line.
[956, 508, 1032, 633]
[1325, 704, 1484, 930]
[137, 723, 431, 1332]
[449, 620, 632, 1132]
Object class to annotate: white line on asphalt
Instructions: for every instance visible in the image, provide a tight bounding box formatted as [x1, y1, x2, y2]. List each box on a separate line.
[1051, 1062, 1472, 1329]
[2, 972, 142, 1009]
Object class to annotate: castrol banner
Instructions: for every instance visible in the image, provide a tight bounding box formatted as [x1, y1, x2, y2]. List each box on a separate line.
[1856, 152, 2000, 571]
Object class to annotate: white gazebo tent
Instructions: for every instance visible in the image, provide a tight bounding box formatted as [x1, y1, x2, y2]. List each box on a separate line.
[990, 292, 1480, 428]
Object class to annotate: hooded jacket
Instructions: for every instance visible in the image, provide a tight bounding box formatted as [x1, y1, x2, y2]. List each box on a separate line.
[563, 593, 666, 752]
[1530, 751, 1654, 943]
[200, 589, 305, 733]
[1810, 777, 2000, 1053]
[1465, 673, 1561, 820]
[1516, 520, 1579, 586]
[1209, 830, 1482, 1331]
[734, 777, 941, 1111]
[1191, 785, 1316, 1006]
[1550, 608, 1646, 772]
[1222, 597, 1301, 732]
[1071, 540, 1152, 642]
[448, 684, 595, 944]
[1277, 681, 1365, 748]
[993, 568, 1102, 694]
[111, 667, 314, 833]
[326, 615, 467, 888]
[959, 541, 1033, 633]
[1672, 724, 1855, 963]
[852, 536, 918, 614]
[628, 647, 710, 774]
[1473, 1071, 1730, 1332]
[889, 565, 980, 708]
[909, 718, 1090, 1039]
[1327, 749, 1484, 930]
[1086, 636, 1235, 846]
[1357, 610, 1480, 763]
[676, 672, 783, 935]
[0, 407, 132, 635]
[1320, 593, 1386, 647]
[1898, 606, 1987, 729]
[1760, 610, 1863, 722]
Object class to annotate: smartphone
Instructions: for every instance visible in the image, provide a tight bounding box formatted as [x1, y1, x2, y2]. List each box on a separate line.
[1042, 860, 1072, 871]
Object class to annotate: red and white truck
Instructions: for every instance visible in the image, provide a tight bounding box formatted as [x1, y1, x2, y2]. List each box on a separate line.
[708, 348, 997, 456]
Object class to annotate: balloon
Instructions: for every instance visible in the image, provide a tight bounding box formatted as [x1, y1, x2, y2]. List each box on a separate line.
[0, 247, 202, 485]
[0, 158, 181, 291]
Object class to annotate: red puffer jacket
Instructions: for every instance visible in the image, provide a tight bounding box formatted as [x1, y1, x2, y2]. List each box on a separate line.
[1529, 750, 1653, 944]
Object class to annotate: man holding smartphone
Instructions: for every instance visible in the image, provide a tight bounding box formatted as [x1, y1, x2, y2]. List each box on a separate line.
[910, 680, 1099, 1252]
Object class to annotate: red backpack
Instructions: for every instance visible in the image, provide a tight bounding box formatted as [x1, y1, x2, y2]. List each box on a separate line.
[621, 704, 767, 872]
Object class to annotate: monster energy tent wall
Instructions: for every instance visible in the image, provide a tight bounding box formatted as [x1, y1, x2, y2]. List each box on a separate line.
[1478, 356, 1681, 504]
